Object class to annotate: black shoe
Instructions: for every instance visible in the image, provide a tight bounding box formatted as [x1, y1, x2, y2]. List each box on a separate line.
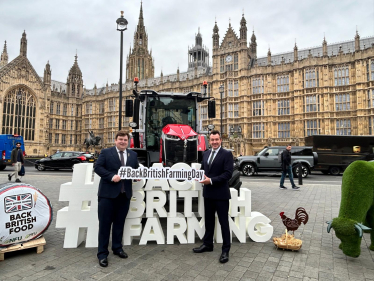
[279, 186, 287, 190]
[113, 250, 128, 259]
[219, 252, 229, 263]
[15, 179, 21, 183]
[193, 244, 213, 253]
[99, 258, 108, 267]
[292, 186, 300, 190]
[8, 174, 12, 181]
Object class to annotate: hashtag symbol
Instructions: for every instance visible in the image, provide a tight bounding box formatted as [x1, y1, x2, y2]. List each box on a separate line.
[56, 163, 99, 248]
[119, 168, 126, 178]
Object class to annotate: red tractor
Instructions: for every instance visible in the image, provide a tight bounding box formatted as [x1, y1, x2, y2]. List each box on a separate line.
[125, 78, 241, 190]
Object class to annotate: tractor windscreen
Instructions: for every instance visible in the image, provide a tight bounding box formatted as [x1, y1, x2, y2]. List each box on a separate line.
[145, 96, 196, 149]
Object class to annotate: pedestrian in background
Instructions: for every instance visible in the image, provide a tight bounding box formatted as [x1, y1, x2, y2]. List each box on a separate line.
[8, 142, 24, 183]
[279, 144, 300, 190]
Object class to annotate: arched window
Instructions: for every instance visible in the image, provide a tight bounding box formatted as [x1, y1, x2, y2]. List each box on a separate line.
[2, 87, 36, 140]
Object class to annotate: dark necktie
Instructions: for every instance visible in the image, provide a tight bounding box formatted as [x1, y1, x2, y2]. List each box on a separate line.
[208, 150, 215, 168]
[119, 151, 125, 193]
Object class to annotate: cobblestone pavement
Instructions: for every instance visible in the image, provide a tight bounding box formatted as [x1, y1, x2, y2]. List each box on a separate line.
[0, 172, 373, 281]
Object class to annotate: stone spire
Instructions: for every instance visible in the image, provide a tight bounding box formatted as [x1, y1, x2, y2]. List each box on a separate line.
[127, 2, 153, 81]
[322, 35, 327, 56]
[250, 30, 257, 58]
[294, 41, 298, 62]
[355, 29, 360, 52]
[267, 48, 271, 64]
[20, 31, 27, 57]
[134, 0, 147, 48]
[239, 13, 247, 43]
[212, 20, 220, 49]
[43, 60, 51, 86]
[196, 27, 202, 46]
[67, 54, 83, 97]
[138, 1, 144, 27]
[0, 41, 8, 67]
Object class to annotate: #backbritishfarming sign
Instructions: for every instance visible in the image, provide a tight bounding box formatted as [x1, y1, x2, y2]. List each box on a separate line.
[56, 163, 273, 248]
[0, 183, 53, 247]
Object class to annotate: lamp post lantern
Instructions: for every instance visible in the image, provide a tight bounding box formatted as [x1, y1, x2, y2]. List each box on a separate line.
[219, 84, 224, 134]
[116, 11, 128, 130]
[230, 125, 234, 137]
[16, 89, 22, 135]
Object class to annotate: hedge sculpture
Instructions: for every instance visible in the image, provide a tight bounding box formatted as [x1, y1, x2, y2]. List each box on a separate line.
[326, 160, 374, 257]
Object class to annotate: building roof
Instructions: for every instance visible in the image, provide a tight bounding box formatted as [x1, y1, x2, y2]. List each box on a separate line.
[256, 36, 374, 66]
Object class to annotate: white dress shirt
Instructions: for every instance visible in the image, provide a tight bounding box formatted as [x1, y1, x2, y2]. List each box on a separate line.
[112, 147, 127, 182]
[116, 147, 127, 165]
[207, 146, 221, 185]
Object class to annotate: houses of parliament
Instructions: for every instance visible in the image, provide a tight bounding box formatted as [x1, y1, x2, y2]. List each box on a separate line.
[1, 3, 374, 156]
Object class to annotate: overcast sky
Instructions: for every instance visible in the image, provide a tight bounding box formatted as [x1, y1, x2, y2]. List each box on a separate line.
[1, 0, 373, 89]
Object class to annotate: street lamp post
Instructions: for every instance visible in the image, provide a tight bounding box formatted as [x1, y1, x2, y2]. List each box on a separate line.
[116, 11, 128, 131]
[219, 84, 224, 134]
[16, 89, 22, 135]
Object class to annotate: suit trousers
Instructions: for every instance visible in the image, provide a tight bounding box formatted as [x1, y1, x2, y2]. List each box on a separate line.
[97, 192, 130, 260]
[203, 198, 231, 253]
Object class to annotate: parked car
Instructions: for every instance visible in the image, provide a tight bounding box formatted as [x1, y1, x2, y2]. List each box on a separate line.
[34, 151, 93, 171]
[236, 146, 318, 178]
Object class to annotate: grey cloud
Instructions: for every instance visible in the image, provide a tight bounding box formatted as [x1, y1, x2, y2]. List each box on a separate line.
[1, 0, 372, 88]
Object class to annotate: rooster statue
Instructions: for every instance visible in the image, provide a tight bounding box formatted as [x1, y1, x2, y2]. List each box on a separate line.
[279, 207, 309, 234]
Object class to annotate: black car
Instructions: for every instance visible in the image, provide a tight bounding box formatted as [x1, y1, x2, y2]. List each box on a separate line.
[34, 151, 94, 171]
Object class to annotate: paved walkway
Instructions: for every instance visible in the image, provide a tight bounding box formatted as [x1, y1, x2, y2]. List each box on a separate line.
[0, 173, 373, 281]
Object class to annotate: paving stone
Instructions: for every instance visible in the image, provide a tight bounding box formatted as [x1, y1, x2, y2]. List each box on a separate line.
[1, 175, 373, 280]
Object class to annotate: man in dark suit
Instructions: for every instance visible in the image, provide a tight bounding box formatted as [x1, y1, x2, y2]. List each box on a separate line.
[94, 130, 139, 267]
[193, 130, 233, 263]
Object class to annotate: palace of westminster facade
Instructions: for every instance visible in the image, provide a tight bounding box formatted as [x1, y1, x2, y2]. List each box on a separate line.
[1, 3, 374, 156]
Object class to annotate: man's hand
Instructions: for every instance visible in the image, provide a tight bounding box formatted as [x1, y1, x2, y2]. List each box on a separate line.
[12, 163, 14, 166]
[199, 175, 211, 185]
[112, 175, 121, 182]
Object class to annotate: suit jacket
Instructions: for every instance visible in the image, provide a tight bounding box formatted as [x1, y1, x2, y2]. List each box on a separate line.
[201, 148, 233, 200]
[95, 146, 139, 199]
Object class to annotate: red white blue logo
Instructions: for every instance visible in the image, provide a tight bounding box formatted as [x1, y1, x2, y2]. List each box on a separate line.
[4, 193, 32, 213]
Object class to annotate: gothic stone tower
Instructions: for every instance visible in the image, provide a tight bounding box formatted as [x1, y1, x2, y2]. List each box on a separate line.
[126, 2, 154, 81]
[66, 54, 83, 98]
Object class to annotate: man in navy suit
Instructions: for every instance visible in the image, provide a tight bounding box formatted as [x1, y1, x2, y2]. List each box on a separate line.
[193, 130, 233, 263]
[94, 131, 139, 267]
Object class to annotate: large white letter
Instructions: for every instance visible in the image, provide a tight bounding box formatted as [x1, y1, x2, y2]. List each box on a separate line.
[187, 214, 205, 243]
[168, 190, 177, 218]
[146, 190, 167, 217]
[228, 216, 246, 243]
[139, 216, 165, 245]
[127, 190, 145, 218]
[178, 190, 198, 218]
[167, 213, 187, 244]
[246, 212, 273, 242]
[230, 188, 251, 217]
[123, 218, 142, 245]
[197, 189, 204, 218]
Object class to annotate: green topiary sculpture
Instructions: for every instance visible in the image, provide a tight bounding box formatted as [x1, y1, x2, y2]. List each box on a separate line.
[326, 160, 374, 257]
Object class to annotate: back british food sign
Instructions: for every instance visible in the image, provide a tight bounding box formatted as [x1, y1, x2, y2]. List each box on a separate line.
[0, 183, 53, 247]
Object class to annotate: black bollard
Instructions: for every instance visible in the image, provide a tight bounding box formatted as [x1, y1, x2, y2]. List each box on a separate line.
[298, 162, 303, 185]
